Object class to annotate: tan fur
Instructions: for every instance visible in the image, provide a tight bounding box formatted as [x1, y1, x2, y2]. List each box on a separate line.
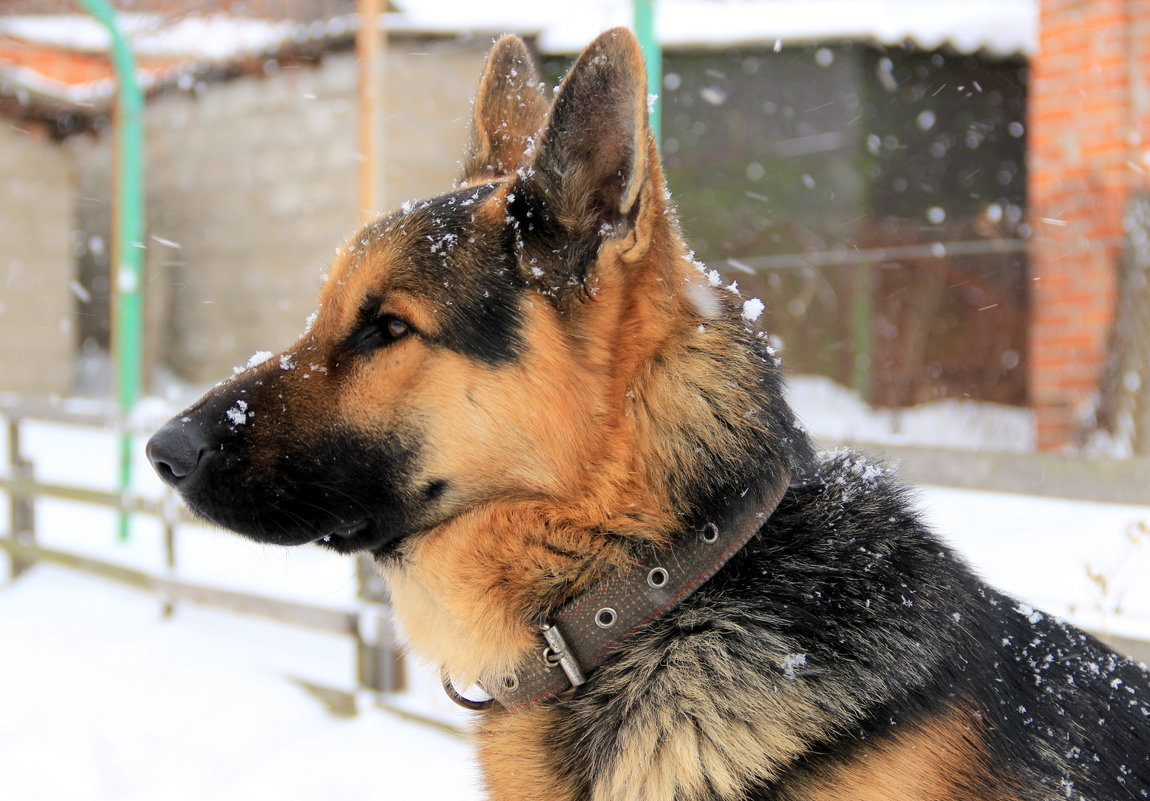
[462, 35, 548, 183]
[589, 697, 1018, 801]
[477, 706, 577, 801]
[781, 706, 1025, 801]
[594, 700, 832, 801]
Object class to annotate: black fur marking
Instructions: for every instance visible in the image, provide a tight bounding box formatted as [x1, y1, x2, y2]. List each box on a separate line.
[375, 184, 527, 365]
[668, 314, 813, 525]
[506, 182, 603, 312]
[422, 479, 448, 502]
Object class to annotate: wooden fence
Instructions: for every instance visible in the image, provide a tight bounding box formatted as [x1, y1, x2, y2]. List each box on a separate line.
[5, 400, 1148, 703]
[0, 400, 405, 701]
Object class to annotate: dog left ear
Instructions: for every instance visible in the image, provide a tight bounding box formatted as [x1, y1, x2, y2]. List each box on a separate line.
[462, 35, 549, 182]
[515, 28, 657, 301]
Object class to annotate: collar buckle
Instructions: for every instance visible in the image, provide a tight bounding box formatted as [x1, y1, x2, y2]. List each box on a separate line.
[541, 623, 586, 690]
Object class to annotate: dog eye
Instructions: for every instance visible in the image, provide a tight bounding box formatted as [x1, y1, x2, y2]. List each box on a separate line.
[347, 314, 413, 354]
[386, 317, 409, 339]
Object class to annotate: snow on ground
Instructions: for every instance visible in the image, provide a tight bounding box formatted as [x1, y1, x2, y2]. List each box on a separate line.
[0, 566, 483, 801]
[0, 416, 486, 801]
[917, 488, 1150, 643]
[0, 389, 1147, 800]
[787, 373, 1036, 452]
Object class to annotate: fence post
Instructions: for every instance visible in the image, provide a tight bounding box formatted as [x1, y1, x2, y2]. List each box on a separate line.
[159, 491, 180, 618]
[354, 553, 405, 695]
[6, 417, 36, 580]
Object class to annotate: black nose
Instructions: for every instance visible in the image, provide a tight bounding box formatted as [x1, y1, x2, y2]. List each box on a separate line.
[146, 420, 210, 487]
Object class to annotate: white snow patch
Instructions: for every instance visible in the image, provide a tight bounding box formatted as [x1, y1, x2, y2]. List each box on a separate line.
[779, 652, 808, 680]
[0, 13, 301, 61]
[225, 398, 249, 426]
[685, 281, 722, 319]
[919, 488, 1150, 642]
[385, 0, 1036, 58]
[1015, 602, 1045, 625]
[246, 350, 273, 369]
[787, 374, 1035, 452]
[742, 297, 766, 323]
[0, 567, 482, 801]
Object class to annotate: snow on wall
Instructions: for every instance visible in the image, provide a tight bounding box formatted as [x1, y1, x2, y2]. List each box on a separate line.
[387, 0, 1038, 57]
[0, 1, 1037, 70]
[0, 13, 306, 60]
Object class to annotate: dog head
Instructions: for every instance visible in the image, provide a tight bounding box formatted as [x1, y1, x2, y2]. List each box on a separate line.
[146, 29, 808, 560]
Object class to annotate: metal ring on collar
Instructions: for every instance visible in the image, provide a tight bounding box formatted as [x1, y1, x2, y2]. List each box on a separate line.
[700, 522, 719, 543]
[595, 607, 618, 628]
[441, 669, 495, 711]
[647, 566, 669, 588]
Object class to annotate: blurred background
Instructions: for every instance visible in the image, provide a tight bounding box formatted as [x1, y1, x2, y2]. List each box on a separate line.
[0, 1, 1147, 799]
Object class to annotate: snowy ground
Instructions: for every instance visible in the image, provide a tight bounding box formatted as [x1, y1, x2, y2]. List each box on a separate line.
[1, 384, 1148, 800]
[0, 567, 483, 801]
[787, 373, 1036, 452]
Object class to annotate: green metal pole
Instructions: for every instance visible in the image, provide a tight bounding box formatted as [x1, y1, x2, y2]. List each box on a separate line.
[632, 0, 661, 146]
[80, 0, 145, 541]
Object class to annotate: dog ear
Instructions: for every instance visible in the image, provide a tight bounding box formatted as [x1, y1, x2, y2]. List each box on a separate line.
[461, 35, 548, 182]
[511, 28, 654, 305]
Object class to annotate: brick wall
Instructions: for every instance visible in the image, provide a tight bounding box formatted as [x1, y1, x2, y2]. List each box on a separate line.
[69, 37, 487, 385]
[0, 122, 74, 399]
[1029, 0, 1150, 448]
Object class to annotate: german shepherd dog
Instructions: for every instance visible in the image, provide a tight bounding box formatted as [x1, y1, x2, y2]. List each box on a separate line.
[148, 28, 1150, 801]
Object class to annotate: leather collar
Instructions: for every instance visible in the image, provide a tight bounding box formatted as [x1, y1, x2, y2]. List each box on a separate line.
[443, 471, 791, 711]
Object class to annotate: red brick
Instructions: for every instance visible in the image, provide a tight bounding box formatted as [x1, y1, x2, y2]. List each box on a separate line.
[1030, 0, 1138, 447]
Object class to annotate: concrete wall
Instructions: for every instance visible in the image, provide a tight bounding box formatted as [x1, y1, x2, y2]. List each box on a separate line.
[109, 38, 488, 384]
[0, 121, 74, 399]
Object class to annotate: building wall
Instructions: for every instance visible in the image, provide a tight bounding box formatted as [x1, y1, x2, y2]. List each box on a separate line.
[0, 121, 74, 399]
[1028, 0, 1150, 448]
[69, 37, 487, 385]
[160, 39, 486, 382]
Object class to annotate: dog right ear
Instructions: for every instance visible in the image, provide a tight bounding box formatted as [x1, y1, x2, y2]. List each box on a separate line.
[508, 28, 656, 313]
[461, 35, 548, 182]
